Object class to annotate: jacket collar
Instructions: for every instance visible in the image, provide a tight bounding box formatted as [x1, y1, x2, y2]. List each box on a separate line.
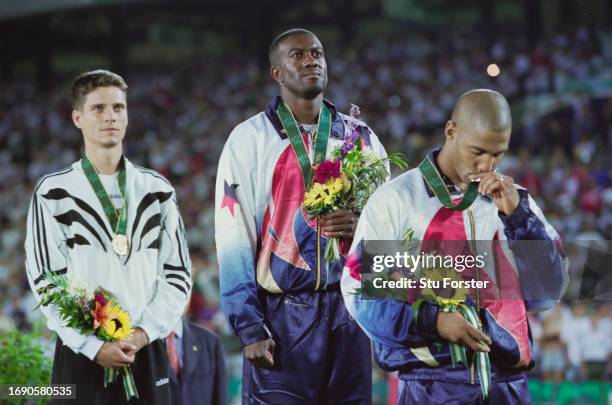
[264, 95, 345, 140]
[422, 147, 490, 202]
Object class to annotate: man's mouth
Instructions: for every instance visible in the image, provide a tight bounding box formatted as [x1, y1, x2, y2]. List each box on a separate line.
[302, 70, 322, 78]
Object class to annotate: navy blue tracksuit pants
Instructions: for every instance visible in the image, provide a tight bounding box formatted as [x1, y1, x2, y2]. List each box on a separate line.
[397, 369, 531, 405]
[242, 289, 372, 404]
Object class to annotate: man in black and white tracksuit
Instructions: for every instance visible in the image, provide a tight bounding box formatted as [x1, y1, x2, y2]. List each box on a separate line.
[25, 70, 192, 404]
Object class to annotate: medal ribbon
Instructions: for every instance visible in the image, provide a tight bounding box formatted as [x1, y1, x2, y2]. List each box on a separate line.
[82, 156, 127, 234]
[418, 156, 478, 211]
[414, 300, 491, 399]
[452, 304, 491, 399]
[276, 102, 331, 187]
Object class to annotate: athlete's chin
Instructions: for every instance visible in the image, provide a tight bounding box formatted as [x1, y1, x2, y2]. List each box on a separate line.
[100, 139, 121, 149]
[301, 85, 325, 100]
[300, 78, 326, 99]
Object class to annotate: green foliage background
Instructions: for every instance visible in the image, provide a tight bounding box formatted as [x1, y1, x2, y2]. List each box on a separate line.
[0, 325, 52, 405]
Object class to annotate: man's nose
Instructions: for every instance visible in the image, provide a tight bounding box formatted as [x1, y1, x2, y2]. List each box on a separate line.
[303, 53, 318, 67]
[103, 107, 116, 122]
[478, 155, 496, 173]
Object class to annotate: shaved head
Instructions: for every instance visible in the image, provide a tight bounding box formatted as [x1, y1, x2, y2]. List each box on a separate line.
[438, 89, 513, 188]
[269, 28, 317, 66]
[451, 89, 511, 133]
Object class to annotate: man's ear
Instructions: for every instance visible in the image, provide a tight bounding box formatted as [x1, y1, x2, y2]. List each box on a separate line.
[270, 65, 283, 85]
[72, 109, 82, 129]
[444, 120, 456, 141]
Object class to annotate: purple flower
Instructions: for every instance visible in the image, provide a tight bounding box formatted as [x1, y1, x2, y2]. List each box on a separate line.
[340, 103, 362, 159]
[340, 142, 355, 158]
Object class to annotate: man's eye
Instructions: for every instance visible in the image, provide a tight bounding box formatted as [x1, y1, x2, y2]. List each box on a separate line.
[114, 106, 123, 112]
[292, 52, 302, 59]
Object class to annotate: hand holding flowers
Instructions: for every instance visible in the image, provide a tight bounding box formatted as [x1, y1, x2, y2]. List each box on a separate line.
[36, 273, 140, 399]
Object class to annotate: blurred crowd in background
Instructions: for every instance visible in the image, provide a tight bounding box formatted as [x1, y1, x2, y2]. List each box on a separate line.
[0, 21, 610, 403]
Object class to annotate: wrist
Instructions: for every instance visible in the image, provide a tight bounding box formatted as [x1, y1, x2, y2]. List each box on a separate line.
[136, 327, 149, 347]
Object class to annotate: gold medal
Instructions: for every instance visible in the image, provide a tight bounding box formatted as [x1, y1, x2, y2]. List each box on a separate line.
[112, 234, 129, 256]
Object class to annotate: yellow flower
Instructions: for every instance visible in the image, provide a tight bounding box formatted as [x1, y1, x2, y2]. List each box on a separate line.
[101, 303, 134, 341]
[304, 194, 322, 208]
[323, 191, 336, 205]
[304, 183, 328, 208]
[326, 178, 344, 195]
[342, 176, 351, 192]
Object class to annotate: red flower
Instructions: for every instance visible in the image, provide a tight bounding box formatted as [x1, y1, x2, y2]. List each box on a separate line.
[94, 293, 107, 307]
[314, 160, 341, 184]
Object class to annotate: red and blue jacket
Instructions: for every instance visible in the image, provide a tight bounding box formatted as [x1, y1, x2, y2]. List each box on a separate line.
[215, 96, 387, 347]
[341, 149, 568, 379]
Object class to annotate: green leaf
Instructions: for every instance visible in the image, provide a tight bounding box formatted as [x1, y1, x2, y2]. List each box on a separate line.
[0, 327, 52, 404]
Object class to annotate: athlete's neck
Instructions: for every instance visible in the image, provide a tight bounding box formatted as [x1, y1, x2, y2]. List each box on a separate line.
[85, 145, 123, 175]
[281, 92, 323, 125]
[437, 145, 465, 189]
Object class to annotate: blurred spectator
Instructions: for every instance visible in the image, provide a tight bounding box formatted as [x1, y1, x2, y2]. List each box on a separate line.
[539, 306, 566, 382]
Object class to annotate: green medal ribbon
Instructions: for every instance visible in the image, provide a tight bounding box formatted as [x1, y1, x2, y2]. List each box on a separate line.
[104, 366, 139, 400]
[453, 304, 491, 399]
[276, 102, 332, 187]
[414, 300, 491, 399]
[418, 156, 478, 211]
[82, 156, 127, 234]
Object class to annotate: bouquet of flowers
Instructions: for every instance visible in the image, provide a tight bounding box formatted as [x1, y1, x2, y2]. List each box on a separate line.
[302, 104, 408, 263]
[35, 273, 139, 400]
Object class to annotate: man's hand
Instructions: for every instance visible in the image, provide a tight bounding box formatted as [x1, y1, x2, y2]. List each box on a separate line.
[244, 338, 275, 369]
[320, 209, 358, 239]
[436, 312, 492, 353]
[471, 172, 519, 216]
[94, 341, 137, 368]
[122, 327, 149, 355]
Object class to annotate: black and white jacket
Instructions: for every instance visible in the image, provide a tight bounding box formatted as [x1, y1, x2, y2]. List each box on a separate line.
[25, 157, 192, 360]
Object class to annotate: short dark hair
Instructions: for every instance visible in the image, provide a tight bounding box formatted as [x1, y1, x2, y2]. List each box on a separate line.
[71, 69, 127, 110]
[269, 28, 317, 66]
